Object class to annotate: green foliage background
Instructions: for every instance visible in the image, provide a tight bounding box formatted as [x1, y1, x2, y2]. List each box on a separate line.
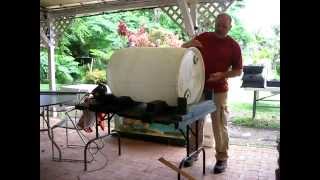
[40, 2, 280, 84]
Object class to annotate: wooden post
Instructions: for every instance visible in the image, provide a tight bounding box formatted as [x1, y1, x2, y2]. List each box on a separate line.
[177, 0, 195, 38]
[189, 0, 198, 34]
[48, 45, 56, 91]
[90, 58, 94, 72]
[158, 157, 196, 180]
[47, 16, 57, 91]
[47, 15, 57, 117]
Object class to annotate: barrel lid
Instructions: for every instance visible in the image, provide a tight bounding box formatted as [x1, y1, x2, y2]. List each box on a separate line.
[177, 47, 205, 104]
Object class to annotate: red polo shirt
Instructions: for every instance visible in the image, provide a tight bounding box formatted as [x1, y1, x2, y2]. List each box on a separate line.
[195, 32, 243, 93]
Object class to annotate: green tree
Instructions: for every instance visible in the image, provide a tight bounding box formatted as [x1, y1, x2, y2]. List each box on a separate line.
[57, 9, 185, 69]
[227, 0, 253, 61]
[40, 49, 80, 84]
[54, 9, 185, 84]
[270, 25, 280, 75]
[249, 26, 279, 78]
[229, 17, 252, 49]
[40, 49, 48, 83]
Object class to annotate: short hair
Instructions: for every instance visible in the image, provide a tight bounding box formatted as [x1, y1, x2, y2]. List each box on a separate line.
[216, 13, 232, 24]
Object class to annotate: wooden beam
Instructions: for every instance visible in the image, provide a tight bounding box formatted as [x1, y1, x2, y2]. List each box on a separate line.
[177, 0, 195, 37]
[47, 16, 57, 91]
[40, 27, 50, 48]
[158, 157, 196, 180]
[189, 0, 198, 31]
[40, 11, 50, 47]
[48, 44, 57, 91]
[45, 0, 228, 18]
[49, 0, 179, 18]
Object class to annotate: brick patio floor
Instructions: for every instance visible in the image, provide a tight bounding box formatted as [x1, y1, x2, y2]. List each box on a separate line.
[40, 122, 278, 180]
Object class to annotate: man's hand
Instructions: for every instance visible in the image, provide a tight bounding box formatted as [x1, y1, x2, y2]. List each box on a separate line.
[191, 39, 203, 47]
[207, 72, 226, 82]
[207, 69, 242, 82]
[181, 39, 203, 48]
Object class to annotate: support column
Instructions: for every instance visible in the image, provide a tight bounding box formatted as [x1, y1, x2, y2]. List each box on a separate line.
[48, 44, 56, 91]
[48, 17, 57, 91]
[177, 0, 195, 38]
[189, 0, 198, 33]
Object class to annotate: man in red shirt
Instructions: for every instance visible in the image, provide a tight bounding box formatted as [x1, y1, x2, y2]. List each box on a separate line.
[182, 13, 243, 174]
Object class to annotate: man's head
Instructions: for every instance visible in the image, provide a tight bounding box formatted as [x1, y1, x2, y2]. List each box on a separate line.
[214, 13, 232, 37]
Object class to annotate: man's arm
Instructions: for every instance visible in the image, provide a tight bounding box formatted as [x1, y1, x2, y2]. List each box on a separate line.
[212, 41, 243, 80]
[225, 69, 242, 78]
[207, 69, 242, 82]
[181, 38, 203, 48]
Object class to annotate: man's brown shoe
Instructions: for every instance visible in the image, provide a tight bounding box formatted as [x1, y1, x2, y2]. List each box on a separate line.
[182, 155, 199, 167]
[213, 160, 227, 174]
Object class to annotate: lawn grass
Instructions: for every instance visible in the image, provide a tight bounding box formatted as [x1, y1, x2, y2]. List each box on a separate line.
[40, 84, 63, 91]
[229, 101, 280, 129]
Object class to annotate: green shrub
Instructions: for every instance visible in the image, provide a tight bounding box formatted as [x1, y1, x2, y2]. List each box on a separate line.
[276, 63, 280, 76]
[84, 69, 107, 84]
[232, 117, 280, 129]
[42, 79, 49, 84]
[40, 50, 48, 83]
[55, 54, 81, 84]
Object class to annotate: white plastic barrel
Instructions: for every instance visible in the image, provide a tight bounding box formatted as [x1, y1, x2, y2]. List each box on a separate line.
[107, 47, 205, 106]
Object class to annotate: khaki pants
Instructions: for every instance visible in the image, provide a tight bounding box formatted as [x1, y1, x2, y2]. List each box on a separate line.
[188, 91, 229, 161]
[187, 91, 209, 157]
[211, 92, 229, 161]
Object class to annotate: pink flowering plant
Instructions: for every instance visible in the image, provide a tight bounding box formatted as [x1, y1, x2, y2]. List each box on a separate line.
[117, 21, 183, 48]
